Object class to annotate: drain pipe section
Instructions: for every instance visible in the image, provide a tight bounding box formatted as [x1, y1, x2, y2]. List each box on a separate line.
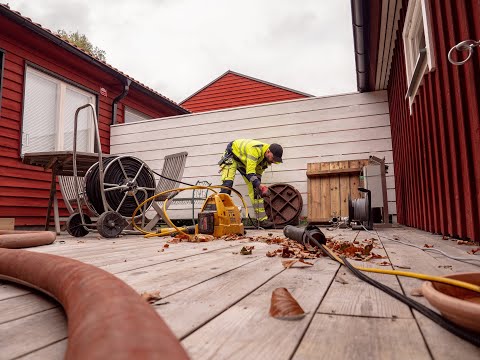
[112, 78, 132, 125]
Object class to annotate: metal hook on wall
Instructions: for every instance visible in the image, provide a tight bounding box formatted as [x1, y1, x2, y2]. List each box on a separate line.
[448, 39, 480, 65]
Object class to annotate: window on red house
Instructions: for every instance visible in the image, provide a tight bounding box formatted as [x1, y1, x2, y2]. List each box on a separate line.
[21, 66, 97, 155]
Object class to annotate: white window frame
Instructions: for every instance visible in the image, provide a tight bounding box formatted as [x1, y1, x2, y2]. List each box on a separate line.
[22, 66, 96, 155]
[402, 0, 435, 111]
[124, 106, 151, 123]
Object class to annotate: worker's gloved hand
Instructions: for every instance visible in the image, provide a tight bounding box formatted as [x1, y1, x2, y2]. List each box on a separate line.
[259, 185, 270, 198]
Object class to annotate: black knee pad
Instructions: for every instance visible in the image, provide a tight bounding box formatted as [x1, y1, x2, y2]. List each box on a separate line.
[220, 180, 233, 194]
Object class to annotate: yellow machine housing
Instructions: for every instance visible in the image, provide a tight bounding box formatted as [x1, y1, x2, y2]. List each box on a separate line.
[197, 193, 244, 237]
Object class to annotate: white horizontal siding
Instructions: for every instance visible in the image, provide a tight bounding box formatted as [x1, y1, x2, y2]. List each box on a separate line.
[111, 90, 396, 220]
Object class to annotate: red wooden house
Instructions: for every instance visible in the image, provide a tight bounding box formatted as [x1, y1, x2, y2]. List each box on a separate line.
[0, 4, 188, 227]
[351, 0, 480, 241]
[181, 70, 312, 112]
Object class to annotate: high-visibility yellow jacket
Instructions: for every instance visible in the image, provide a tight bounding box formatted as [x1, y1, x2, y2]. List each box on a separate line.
[231, 139, 270, 177]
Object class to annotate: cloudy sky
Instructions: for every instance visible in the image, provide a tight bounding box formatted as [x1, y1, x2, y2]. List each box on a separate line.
[9, 0, 357, 103]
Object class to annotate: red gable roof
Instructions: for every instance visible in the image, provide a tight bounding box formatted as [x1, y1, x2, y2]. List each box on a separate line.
[181, 70, 313, 113]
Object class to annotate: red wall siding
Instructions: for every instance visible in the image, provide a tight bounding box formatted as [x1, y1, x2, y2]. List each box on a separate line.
[182, 72, 309, 113]
[388, 0, 480, 241]
[0, 16, 182, 226]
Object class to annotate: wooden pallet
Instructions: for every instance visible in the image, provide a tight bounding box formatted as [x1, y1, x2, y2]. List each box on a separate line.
[307, 159, 369, 223]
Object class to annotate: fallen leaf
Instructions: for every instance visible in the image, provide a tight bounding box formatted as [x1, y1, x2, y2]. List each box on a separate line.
[442, 235, 449, 240]
[77, 240, 85, 243]
[335, 276, 349, 284]
[299, 259, 314, 266]
[281, 259, 314, 269]
[457, 240, 475, 245]
[410, 288, 423, 297]
[163, 244, 169, 248]
[193, 234, 215, 242]
[141, 290, 162, 304]
[468, 247, 480, 255]
[379, 261, 391, 266]
[174, 233, 190, 240]
[202, 248, 208, 251]
[266, 250, 277, 257]
[240, 246, 254, 255]
[423, 244, 434, 248]
[269, 288, 306, 320]
[282, 259, 298, 269]
[363, 244, 374, 255]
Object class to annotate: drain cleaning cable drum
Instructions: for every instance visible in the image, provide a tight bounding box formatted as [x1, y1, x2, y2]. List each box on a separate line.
[84, 155, 156, 217]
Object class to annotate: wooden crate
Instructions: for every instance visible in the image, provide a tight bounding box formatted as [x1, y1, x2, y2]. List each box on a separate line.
[307, 160, 369, 223]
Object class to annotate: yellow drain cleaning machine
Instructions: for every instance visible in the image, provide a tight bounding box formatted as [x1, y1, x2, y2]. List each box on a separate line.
[197, 193, 244, 237]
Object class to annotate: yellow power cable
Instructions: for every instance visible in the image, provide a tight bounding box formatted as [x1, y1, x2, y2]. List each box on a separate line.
[131, 185, 249, 238]
[321, 244, 480, 294]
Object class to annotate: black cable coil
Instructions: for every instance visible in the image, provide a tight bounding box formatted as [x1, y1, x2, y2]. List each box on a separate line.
[85, 156, 156, 217]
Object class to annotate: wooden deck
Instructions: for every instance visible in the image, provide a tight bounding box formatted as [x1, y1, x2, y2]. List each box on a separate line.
[1, 226, 479, 359]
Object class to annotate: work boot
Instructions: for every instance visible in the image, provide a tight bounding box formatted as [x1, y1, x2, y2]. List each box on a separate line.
[258, 219, 275, 229]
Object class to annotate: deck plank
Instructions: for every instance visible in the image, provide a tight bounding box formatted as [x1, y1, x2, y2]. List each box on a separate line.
[181, 259, 339, 360]
[0, 293, 56, 324]
[17, 340, 67, 360]
[0, 308, 67, 360]
[293, 315, 431, 360]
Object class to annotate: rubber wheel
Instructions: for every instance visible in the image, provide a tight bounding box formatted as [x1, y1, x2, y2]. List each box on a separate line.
[97, 211, 126, 238]
[66, 213, 92, 237]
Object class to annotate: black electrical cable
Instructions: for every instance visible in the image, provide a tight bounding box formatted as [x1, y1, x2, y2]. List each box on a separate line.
[301, 231, 480, 347]
[341, 256, 480, 347]
[151, 170, 196, 187]
[85, 157, 156, 217]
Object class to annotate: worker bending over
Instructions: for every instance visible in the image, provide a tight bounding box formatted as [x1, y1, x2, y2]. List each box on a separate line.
[218, 139, 283, 229]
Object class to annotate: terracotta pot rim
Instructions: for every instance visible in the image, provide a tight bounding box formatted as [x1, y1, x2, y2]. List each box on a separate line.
[422, 272, 480, 317]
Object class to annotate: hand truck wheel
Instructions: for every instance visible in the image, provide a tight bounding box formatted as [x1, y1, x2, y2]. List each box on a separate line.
[97, 211, 127, 238]
[66, 213, 92, 237]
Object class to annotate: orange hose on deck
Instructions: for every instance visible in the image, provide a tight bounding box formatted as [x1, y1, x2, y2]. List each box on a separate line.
[0, 230, 56, 248]
[0, 231, 190, 359]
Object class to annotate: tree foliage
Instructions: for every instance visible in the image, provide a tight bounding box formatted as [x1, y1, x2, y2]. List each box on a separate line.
[56, 30, 106, 61]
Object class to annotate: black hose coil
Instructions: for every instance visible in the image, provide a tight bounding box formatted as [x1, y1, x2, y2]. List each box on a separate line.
[85, 156, 155, 217]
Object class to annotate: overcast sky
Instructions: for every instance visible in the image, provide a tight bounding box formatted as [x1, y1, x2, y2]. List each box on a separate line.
[9, 0, 357, 103]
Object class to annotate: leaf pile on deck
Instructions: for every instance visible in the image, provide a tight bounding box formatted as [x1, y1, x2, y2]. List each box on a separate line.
[325, 238, 386, 261]
[168, 233, 215, 243]
[269, 287, 306, 320]
[264, 237, 322, 259]
[263, 236, 385, 261]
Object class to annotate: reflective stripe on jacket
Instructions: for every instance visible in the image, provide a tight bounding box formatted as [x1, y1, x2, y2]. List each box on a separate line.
[231, 139, 270, 177]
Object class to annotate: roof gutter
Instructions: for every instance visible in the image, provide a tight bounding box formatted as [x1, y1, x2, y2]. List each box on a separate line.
[351, 0, 369, 92]
[112, 78, 131, 125]
[0, 5, 188, 115]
